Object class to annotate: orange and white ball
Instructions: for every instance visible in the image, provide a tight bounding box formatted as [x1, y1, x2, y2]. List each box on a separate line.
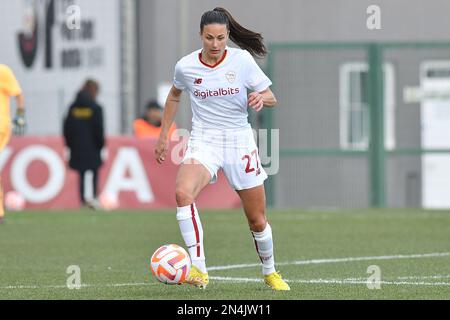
[151, 244, 191, 285]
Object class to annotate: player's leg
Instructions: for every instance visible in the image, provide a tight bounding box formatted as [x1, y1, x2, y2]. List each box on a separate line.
[236, 185, 290, 291]
[224, 128, 289, 290]
[0, 125, 11, 224]
[176, 160, 212, 206]
[78, 169, 86, 207]
[175, 160, 212, 288]
[83, 169, 100, 209]
[236, 185, 272, 271]
[92, 168, 98, 201]
[222, 132, 277, 278]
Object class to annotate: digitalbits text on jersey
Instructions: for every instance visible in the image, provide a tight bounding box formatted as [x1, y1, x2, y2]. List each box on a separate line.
[194, 87, 240, 100]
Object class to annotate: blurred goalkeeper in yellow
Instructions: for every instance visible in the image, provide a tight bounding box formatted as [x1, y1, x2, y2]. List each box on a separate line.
[0, 64, 26, 224]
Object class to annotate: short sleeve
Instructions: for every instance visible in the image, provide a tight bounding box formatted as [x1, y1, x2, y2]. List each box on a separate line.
[0, 65, 22, 96]
[173, 61, 187, 91]
[243, 51, 272, 92]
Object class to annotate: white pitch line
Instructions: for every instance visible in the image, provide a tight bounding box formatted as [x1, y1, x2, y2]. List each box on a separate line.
[4, 278, 450, 290]
[210, 276, 450, 287]
[0, 282, 158, 290]
[3, 253, 450, 290]
[3, 276, 450, 291]
[208, 252, 450, 271]
[397, 275, 450, 280]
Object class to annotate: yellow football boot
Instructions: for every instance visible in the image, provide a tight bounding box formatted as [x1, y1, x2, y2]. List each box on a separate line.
[184, 265, 209, 289]
[264, 271, 291, 291]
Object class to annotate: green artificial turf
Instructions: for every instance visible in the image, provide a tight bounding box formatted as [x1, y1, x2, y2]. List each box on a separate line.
[0, 209, 449, 300]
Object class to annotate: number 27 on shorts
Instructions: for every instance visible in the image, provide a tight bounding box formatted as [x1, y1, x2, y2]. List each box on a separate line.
[242, 149, 261, 176]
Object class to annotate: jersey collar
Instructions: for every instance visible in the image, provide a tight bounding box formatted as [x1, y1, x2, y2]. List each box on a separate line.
[199, 48, 228, 69]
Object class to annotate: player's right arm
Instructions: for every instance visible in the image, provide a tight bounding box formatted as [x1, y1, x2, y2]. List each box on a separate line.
[154, 85, 182, 164]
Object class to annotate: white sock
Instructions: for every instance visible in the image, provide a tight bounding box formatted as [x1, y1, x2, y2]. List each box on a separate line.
[176, 203, 207, 273]
[251, 223, 276, 276]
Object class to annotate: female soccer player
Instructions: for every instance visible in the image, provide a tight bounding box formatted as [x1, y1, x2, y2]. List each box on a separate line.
[154, 7, 290, 291]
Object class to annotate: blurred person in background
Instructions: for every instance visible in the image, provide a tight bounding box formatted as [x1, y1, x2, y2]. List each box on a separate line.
[63, 79, 104, 209]
[133, 99, 177, 139]
[0, 64, 26, 224]
[154, 8, 289, 291]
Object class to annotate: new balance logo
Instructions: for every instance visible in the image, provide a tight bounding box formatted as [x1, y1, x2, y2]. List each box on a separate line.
[194, 78, 203, 85]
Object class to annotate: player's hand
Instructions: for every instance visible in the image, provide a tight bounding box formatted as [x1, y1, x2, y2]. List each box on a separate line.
[248, 92, 264, 112]
[154, 136, 169, 164]
[13, 109, 26, 136]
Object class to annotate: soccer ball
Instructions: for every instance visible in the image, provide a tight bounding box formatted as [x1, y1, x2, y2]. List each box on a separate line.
[5, 191, 26, 211]
[99, 192, 119, 210]
[150, 244, 191, 285]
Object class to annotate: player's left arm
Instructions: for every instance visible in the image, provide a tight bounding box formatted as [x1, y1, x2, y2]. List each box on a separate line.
[12, 92, 26, 135]
[248, 87, 277, 112]
[15, 92, 25, 113]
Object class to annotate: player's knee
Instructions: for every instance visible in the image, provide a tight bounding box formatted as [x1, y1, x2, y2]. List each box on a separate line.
[248, 216, 267, 233]
[175, 186, 195, 206]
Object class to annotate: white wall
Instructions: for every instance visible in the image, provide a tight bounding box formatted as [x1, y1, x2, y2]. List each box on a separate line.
[0, 0, 122, 135]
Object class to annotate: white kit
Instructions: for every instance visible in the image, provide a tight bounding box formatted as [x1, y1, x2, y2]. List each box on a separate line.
[174, 47, 271, 189]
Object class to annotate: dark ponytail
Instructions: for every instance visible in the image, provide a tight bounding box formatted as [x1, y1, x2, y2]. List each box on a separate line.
[200, 7, 267, 58]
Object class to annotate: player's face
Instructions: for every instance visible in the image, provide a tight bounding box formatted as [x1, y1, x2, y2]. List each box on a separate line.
[200, 24, 228, 59]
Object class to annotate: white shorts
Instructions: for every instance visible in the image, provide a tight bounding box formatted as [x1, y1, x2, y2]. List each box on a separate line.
[182, 127, 268, 190]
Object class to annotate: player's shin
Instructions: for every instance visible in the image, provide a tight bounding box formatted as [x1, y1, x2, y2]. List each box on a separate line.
[176, 203, 207, 273]
[251, 223, 276, 275]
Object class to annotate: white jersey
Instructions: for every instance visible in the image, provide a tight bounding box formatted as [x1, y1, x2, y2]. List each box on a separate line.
[173, 47, 272, 131]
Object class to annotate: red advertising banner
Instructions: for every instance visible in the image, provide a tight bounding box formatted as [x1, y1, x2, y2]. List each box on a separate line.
[0, 136, 241, 210]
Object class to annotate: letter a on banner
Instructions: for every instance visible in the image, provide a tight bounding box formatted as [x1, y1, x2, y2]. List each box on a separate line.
[103, 147, 154, 202]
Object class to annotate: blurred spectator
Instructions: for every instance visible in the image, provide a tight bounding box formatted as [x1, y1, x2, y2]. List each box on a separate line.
[133, 100, 177, 138]
[0, 64, 25, 224]
[63, 79, 104, 209]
